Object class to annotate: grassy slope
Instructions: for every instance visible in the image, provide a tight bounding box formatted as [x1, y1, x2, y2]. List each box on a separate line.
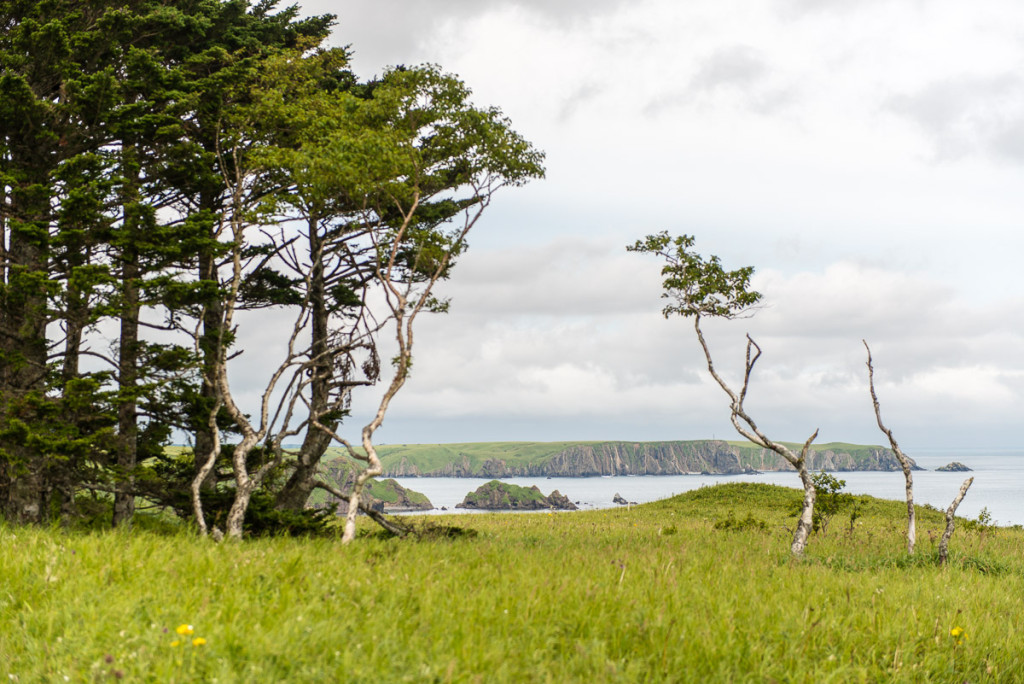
[3, 484, 1022, 682]
[725, 440, 887, 452]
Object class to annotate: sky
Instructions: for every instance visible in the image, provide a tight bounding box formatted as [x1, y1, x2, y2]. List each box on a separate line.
[253, 0, 1024, 450]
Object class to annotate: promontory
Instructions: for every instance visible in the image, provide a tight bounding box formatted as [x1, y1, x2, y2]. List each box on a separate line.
[339, 439, 917, 478]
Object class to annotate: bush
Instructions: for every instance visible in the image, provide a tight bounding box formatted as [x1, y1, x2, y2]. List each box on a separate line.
[789, 471, 853, 536]
[714, 511, 768, 532]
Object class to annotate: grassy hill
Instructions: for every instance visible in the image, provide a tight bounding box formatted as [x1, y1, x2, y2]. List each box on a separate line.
[3, 483, 1022, 681]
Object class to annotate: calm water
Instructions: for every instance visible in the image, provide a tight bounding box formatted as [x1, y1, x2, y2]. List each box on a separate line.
[393, 450, 1024, 526]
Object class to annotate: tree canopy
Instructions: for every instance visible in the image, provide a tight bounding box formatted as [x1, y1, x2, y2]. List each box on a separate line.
[0, 0, 543, 535]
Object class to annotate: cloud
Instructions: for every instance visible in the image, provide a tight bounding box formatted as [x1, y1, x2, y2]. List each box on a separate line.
[887, 74, 1024, 162]
[643, 44, 797, 117]
[278, 0, 1024, 450]
[321, 240, 1024, 448]
[305, 0, 627, 77]
[690, 46, 770, 93]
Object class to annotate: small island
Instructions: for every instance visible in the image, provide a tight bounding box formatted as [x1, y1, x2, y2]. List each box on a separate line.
[456, 480, 578, 510]
[936, 462, 973, 472]
[312, 464, 433, 513]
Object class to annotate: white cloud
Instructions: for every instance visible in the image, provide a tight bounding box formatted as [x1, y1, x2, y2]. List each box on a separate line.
[268, 0, 1024, 449]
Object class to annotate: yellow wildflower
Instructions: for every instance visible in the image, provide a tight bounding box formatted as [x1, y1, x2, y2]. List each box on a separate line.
[175, 624, 194, 636]
[950, 627, 964, 638]
[170, 640, 181, 648]
[192, 637, 207, 647]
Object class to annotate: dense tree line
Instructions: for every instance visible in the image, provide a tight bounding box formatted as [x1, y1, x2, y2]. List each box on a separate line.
[0, 0, 543, 535]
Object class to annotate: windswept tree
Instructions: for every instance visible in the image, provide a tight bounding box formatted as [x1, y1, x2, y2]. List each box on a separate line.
[321, 65, 545, 543]
[629, 232, 820, 557]
[0, 0, 541, 536]
[191, 57, 544, 540]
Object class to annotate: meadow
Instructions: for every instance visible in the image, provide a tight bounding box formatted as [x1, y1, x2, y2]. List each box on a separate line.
[3, 483, 1023, 682]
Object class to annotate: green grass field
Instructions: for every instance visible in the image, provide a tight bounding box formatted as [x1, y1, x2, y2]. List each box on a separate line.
[3, 483, 1022, 682]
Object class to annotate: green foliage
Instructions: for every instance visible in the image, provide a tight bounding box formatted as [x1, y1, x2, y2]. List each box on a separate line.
[0, 1, 541, 527]
[714, 510, 768, 532]
[135, 447, 335, 538]
[809, 471, 853, 536]
[627, 231, 762, 320]
[782, 471, 855, 536]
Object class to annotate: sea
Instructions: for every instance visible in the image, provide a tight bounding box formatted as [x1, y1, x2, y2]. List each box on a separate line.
[392, 450, 1024, 526]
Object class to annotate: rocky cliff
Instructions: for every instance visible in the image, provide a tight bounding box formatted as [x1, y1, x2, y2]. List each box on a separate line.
[379, 440, 914, 478]
[455, 480, 578, 510]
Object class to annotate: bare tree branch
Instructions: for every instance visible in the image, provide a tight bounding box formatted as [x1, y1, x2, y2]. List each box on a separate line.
[939, 477, 973, 565]
[864, 340, 916, 554]
[694, 315, 817, 556]
[312, 480, 411, 537]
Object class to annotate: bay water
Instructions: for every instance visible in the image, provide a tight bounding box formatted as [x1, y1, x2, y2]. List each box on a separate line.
[393, 450, 1024, 526]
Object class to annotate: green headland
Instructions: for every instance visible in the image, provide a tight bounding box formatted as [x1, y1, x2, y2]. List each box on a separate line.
[324, 439, 912, 477]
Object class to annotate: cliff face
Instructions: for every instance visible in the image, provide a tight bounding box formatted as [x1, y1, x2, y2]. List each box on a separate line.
[380, 440, 912, 478]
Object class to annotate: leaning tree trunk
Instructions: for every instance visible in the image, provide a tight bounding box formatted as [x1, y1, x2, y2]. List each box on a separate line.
[791, 461, 817, 556]
[695, 319, 818, 558]
[939, 477, 973, 565]
[224, 435, 260, 540]
[192, 187, 225, 491]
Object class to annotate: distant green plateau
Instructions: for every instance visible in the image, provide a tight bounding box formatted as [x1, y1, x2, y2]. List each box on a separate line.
[321, 439, 912, 478]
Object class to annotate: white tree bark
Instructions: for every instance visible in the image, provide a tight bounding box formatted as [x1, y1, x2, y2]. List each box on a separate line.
[695, 319, 818, 557]
[204, 139, 323, 540]
[864, 341, 916, 554]
[312, 481, 411, 537]
[939, 477, 973, 565]
[336, 187, 493, 544]
[191, 398, 223, 537]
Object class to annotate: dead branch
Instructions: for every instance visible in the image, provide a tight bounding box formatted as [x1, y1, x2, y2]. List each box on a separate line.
[864, 340, 916, 554]
[313, 480, 411, 537]
[694, 316, 818, 557]
[939, 477, 973, 565]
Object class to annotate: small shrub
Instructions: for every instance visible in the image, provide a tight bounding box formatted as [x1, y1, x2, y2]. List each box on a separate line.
[714, 511, 768, 532]
[847, 495, 869, 535]
[789, 471, 852, 536]
[962, 507, 994, 533]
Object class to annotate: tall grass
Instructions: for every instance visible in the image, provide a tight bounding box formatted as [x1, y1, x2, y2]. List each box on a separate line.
[2, 483, 1023, 682]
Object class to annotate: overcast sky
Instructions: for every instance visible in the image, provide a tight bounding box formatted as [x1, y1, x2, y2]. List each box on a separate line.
[261, 0, 1024, 450]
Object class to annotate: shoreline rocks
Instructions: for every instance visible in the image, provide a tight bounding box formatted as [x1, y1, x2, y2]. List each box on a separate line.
[456, 480, 578, 511]
[936, 461, 972, 472]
